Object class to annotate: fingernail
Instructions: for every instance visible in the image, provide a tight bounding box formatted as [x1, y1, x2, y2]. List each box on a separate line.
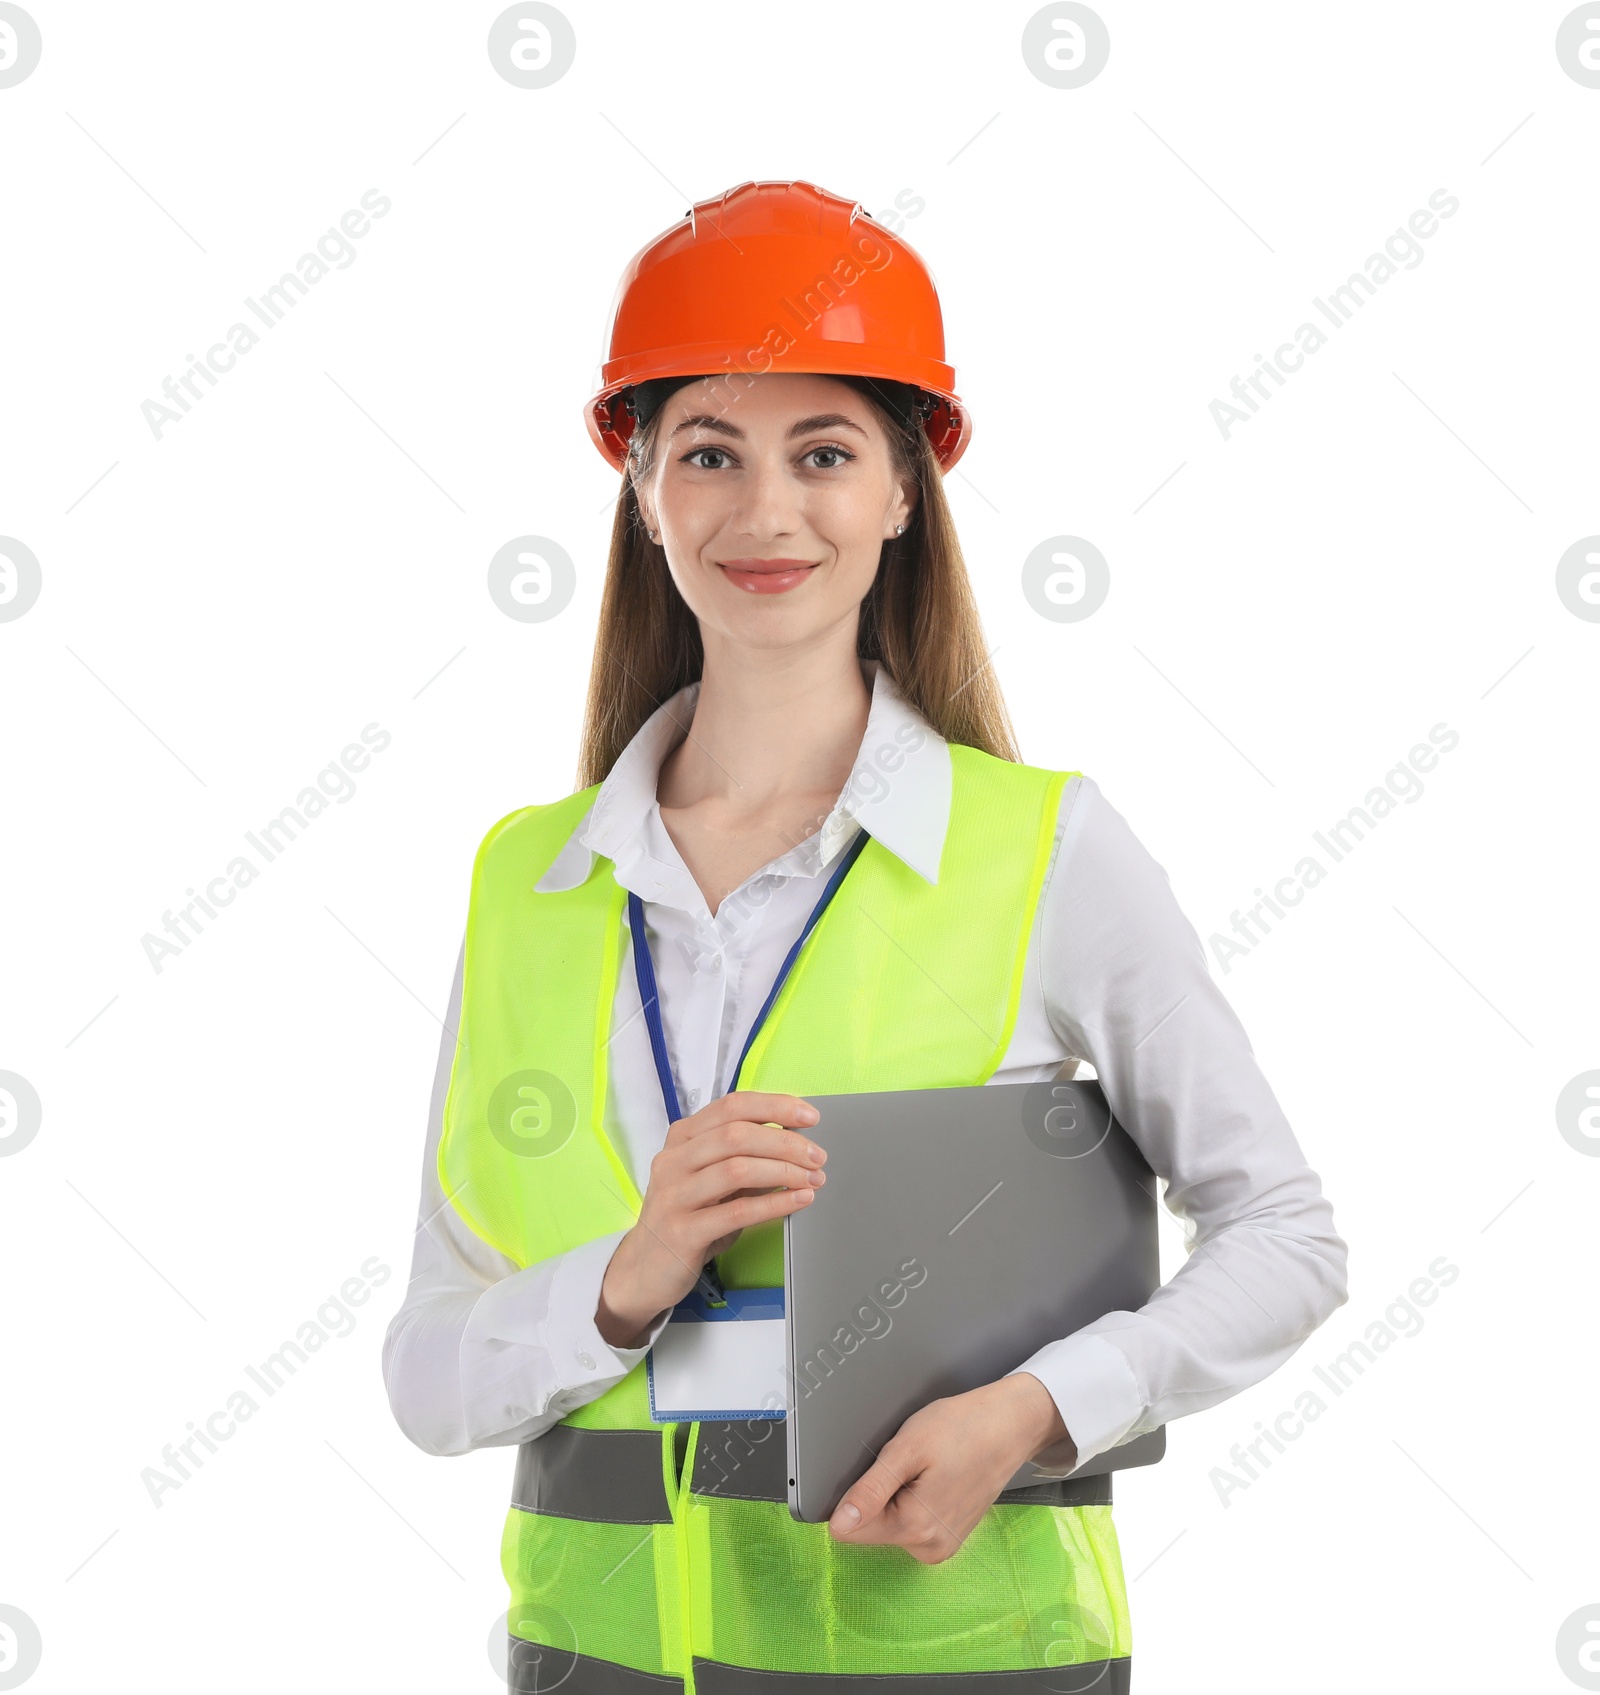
[806, 1144, 823, 1162]
[808, 1169, 825, 1186]
[832, 1503, 860, 1530]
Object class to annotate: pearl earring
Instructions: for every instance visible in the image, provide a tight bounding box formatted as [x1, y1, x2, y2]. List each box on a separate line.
[895, 523, 905, 535]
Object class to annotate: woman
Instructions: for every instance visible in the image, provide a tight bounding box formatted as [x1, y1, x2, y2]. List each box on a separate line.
[383, 180, 1348, 1693]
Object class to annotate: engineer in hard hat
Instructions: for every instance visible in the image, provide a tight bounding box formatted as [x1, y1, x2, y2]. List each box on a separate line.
[383, 180, 1348, 1692]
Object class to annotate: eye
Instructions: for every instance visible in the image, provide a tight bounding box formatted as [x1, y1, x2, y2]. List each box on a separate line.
[804, 443, 856, 470]
[681, 445, 733, 470]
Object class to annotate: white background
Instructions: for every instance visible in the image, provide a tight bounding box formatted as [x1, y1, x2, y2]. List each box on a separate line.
[2, 2, 1597, 1690]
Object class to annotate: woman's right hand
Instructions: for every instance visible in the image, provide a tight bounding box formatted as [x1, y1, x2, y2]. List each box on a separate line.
[596, 1092, 827, 1348]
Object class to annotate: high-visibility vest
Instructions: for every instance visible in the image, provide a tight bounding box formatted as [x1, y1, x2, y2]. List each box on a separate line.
[440, 745, 1133, 1694]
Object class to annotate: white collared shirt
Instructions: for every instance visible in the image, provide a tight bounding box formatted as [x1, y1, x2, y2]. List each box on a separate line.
[382, 664, 1348, 1471]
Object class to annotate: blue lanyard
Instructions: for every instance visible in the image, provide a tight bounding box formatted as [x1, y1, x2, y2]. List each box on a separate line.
[626, 826, 870, 1126]
[626, 828, 869, 1309]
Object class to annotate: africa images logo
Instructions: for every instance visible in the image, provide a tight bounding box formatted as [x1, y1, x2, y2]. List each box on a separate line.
[1208, 191, 1460, 441]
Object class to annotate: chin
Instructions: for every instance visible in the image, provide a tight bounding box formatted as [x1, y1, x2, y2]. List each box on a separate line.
[705, 598, 848, 655]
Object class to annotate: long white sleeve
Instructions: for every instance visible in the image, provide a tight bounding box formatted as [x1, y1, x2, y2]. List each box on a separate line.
[380, 938, 671, 1458]
[1004, 777, 1350, 1468]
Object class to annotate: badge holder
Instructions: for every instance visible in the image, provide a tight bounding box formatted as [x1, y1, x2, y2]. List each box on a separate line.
[646, 1282, 788, 1423]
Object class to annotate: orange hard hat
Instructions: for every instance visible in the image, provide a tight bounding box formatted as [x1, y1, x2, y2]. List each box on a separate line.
[585, 180, 971, 472]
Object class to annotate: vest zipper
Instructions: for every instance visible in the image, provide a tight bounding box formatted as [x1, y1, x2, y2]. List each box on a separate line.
[672, 1420, 701, 1694]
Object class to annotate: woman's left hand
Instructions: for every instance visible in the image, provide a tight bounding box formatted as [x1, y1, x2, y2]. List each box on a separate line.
[827, 1373, 1075, 1563]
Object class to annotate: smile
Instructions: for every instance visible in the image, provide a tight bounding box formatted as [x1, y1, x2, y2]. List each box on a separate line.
[717, 558, 820, 595]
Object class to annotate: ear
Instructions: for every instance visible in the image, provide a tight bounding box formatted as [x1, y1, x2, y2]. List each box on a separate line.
[884, 475, 919, 539]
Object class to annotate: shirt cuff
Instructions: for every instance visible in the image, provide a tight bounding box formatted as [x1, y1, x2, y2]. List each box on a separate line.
[463, 1229, 672, 1424]
[1006, 1331, 1143, 1473]
[547, 1230, 673, 1384]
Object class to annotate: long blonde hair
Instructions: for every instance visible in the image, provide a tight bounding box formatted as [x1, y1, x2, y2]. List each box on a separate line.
[576, 382, 1019, 788]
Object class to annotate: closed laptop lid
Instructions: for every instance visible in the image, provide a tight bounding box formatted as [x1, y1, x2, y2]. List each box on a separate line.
[783, 1078, 1165, 1523]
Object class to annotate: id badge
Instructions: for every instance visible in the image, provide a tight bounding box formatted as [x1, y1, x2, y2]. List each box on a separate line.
[646, 1286, 787, 1422]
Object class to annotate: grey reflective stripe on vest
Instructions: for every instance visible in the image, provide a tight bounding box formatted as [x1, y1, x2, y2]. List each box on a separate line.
[995, 1473, 1113, 1508]
[508, 1638, 682, 1693]
[507, 1641, 1131, 1695]
[512, 1427, 673, 1523]
[688, 1417, 789, 1501]
[693, 1658, 1131, 1693]
[513, 1423, 1113, 1523]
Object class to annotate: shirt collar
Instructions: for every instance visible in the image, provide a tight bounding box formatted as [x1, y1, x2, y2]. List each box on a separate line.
[534, 660, 952, 894]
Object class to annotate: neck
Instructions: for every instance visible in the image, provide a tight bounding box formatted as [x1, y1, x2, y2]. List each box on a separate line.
[658, 625, 872, 816]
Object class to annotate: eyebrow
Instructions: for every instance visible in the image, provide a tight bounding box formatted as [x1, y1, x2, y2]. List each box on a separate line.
[668, 411, 869, 441]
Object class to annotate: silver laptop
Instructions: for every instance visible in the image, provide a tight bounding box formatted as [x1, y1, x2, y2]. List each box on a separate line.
[783, 1078, 1165, 1524]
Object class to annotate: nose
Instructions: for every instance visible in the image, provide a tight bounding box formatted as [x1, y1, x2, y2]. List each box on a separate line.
[727, 447, 804, 544]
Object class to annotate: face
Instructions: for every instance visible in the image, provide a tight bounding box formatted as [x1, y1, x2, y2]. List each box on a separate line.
[633, 373, 917, 657]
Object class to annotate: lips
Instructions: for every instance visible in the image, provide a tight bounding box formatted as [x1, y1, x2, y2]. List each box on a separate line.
[718, 558, 819, 595]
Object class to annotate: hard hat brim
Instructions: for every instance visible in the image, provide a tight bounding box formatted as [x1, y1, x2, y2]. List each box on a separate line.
[586, 357, 970, 474]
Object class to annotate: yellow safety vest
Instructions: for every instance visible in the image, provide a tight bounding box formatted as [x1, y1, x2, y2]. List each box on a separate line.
[439, 745, 1132, 1693]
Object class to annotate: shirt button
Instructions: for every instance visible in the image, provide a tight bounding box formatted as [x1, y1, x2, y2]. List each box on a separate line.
[710, 955, 723, 972]
[686, 1088, 701, 1110]
[576, 1350, 596, 1370]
